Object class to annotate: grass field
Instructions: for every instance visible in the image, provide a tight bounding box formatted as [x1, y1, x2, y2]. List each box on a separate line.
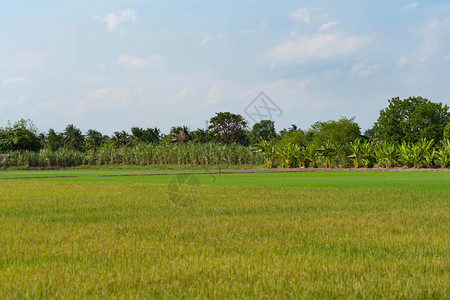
[0, 169, 449, 298]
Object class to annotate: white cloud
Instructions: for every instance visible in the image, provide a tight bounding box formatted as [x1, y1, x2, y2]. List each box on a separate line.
[205, 84, 221, 104]
[77, 88, 142, 113]
[319, 21, 339, 32]
[198, 34, 224, 47]
[0, 94, 30, 110]
[260, 17, 270, 29]
[269, 32, 373, 67]
[116, 54, 163, 69]
[350, 63, 381, 76]
[198, 36, 211, 46]
[406, 75, 418, 85]
[402, 18, 450, 64]
[402, 3, 419, 11]
[1, 77, 27, 84]
[350, 62, 364, 74]
[175, 88, 196, 98]
[102, 9, 137, 30]
[359, 65, 382, 76]
[290, 8, 311, 24]
[398, 55, 408, 66]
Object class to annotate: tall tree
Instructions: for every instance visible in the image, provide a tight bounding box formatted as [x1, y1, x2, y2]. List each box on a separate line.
[309, 117, 361, 147]
[373, 97, 449, 143]
[63, 124, 84, 150]
[208, 112, 249, 145]
[46, 129, 63, 151]
[131, 127, 160, 144]
[0, 119, 41, 152]
[168, 126, 190, 145]
[443, 122, 450, 141]
[111, 131, 131, 148]
[85, 129, 104, 151]
[249, 120, 277, 144]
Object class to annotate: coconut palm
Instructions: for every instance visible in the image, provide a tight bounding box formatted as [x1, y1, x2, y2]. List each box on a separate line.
[63, 124, 84, 151]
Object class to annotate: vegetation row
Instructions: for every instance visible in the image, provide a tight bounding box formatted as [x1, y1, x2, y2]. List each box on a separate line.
[1, 96, 449, 168]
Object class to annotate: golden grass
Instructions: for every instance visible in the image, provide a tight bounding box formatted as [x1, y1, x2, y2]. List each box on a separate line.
[0, 181, 448, 298]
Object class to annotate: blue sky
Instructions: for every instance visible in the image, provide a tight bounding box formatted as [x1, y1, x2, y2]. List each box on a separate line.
[1, 0, 449, 134]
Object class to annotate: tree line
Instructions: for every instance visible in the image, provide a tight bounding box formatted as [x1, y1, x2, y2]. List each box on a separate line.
[1, 96, 449, 168]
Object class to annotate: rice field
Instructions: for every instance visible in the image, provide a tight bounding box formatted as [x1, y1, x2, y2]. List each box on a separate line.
[0, 170, 449, 298]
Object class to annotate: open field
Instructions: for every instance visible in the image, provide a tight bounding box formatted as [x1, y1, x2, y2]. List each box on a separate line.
[0, 170, 449, 298]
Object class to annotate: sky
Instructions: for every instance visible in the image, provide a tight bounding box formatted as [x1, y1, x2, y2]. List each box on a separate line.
[1, 0, 450, 135]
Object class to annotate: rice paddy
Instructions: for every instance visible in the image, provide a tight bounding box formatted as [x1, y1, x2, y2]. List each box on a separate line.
[0, 169, 449, 298]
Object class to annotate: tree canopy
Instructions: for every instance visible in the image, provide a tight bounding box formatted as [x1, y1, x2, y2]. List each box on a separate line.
[373, 97, 449, 143]
[249, 120, 277, 144]
[0, 119, 41, 152]
[208, 112, 249, 145]
[309, 117, 361, 147]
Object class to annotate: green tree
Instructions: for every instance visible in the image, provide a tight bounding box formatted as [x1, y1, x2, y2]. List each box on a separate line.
[208, 112, 249, 145]
[85, 129, 104, 151]
[63, 124, 84, 150]
[249, 120, 277, 144]
[168, 126, 190, 145]
[309, 117, 361, 147]
[373, 96, 449, 143]
[46, 129, 63, 151]
[191, 128, 210, 143]
[444, 122, 450, 141]
[0, 119, 41, 152]
[278, 127, 306, 147]
[111, 131, 131, 148]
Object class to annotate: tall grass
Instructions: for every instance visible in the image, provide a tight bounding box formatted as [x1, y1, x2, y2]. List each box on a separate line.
[0, 143, 264, 168]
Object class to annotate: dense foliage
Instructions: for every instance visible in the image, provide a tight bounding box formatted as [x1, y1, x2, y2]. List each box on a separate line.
[373, 97, 449, 143]
[1, 96, 449, 168]
[0, 143, 263, 168]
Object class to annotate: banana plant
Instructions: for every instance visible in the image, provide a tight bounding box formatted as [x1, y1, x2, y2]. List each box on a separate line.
[254, 138, 277, 168]
[317, 142, 335, 168]
[277, 143, 297, 168]
[293, 145, 308, 168]
[305, 145, 319, 168]
[417, 139, 435, 168]
[399, 142, 418, 168]
[436, 140, 450, 168]
[348, 139, 362, 168]
[375, 142, 399, 168]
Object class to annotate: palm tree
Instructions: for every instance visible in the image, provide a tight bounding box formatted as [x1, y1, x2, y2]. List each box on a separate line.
[111, 131, 131, 148]
[63, 124, 84, 151]
[85, 129, 103, 151]
[131, 127, 146, 144]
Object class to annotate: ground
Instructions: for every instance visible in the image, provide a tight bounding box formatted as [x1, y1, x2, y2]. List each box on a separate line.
[0, 169, 448, 298]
